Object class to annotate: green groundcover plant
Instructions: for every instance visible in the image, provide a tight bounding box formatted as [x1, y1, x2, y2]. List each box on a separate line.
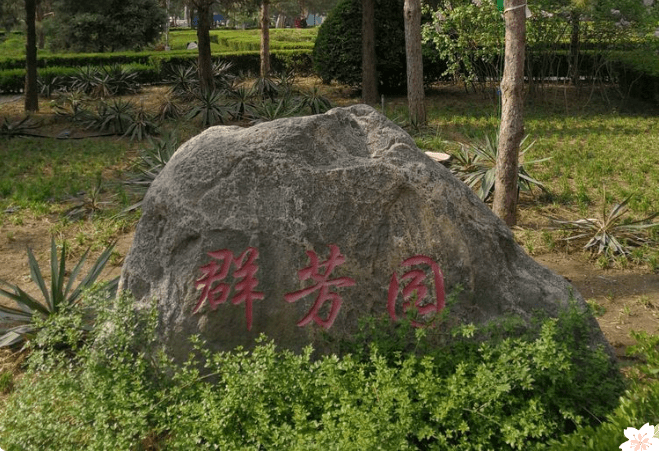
[0, 290, 636, 450]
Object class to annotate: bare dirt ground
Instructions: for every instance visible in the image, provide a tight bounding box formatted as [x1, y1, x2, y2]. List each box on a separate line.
[1, 84, 658, 364]
[535, 253, 659, 358]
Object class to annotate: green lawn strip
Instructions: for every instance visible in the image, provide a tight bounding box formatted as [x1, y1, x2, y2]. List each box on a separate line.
[421, 103, 659, 218]
[0, 137, 132, 213]
[526, 114, 659, 215]
[416, 99, 659, 265]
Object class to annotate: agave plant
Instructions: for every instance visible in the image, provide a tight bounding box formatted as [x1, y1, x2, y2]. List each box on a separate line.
[90, 99, 135, 134]
[226, 85, 254, 121]
[123, 132, 179, 213]
[71, 66, 103, 95]
[451, 132, 549, 201]
[551, 193, 659, 257]
[273, 69, 296, 96]
[102, 64, 140, 96]
[251, 97, 301, 123]
[167, 64, 198, 97]
[0, 116, 41, 139]
[301, 85, 332, 114]
[124, 105, 160, 141]
[52, 89, 92, 123]
[37, 74, 64, 98]
[187, 89, 228, 128]
[252, 76, 280, 101]
[0, 239, 118, 347]
[155, 87, 185, 121]
[90, 71, 114, 98]
[212, 58, 235, 89]
[64, 174, 113, 221]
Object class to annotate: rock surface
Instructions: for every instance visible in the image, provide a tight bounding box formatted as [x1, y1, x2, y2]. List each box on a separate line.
[119, 104, 608, 360]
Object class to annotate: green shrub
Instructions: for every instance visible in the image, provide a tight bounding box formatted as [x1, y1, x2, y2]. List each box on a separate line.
[547, 384, 659, 450]
[272, 51, 314, 76]
[609, 49, 659, 105]
[50, 0, 166, 53]
[313, 0, 407, 93]
[0, 48, 313, 74]
[0, 68, 24, 93]
[548, 330, 659, 450]
[422, 0, 504, 87]
[312, 0, 445, 92]
[0, 293, 627, 450]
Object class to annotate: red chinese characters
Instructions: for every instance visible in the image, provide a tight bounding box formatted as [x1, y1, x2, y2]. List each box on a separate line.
[192, 245, 446, 332]
[387, 255, 445, 327]
[192, 247, 264, 331]
[284, 244, 356, 329]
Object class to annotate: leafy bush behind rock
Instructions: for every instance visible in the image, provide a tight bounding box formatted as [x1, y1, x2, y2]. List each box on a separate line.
[0, 291, 629, 450]
[313, 0, 443, 94]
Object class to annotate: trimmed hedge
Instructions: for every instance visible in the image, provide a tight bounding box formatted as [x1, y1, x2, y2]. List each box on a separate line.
[148, 49, 313, 76]
[608, 49, 659, 105]
[0, 69, 24, 94]
[0, 50, 314, 94]
[0, 48, 315, 72]
[0, 51, 158, 71]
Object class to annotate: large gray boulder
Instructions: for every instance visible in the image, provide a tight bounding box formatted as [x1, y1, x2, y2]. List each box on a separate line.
[119, 104, 608, 360]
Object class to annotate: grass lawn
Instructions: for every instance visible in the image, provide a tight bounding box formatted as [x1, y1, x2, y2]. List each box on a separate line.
[2, 81, 659, 262]
[385, 86, 659, 268]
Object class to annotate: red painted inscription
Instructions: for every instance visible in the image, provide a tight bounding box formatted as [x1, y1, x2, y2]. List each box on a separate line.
[387, 255, 445, 327]
[192, 247, 264, 330]
[284, 244, 356, 329]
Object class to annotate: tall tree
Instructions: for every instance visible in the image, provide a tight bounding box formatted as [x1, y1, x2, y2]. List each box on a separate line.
[53, 0, 165, 52]
[24, 0, 38, 113]
[260, 0, 270, 77]
[361, 0, 377, 104]
[492, 0, 526, 226]
[403, 0, 424, 124]
[190, 0, 215, 91]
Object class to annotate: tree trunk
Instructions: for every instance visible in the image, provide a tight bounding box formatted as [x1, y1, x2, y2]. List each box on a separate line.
[25, 0, 39, 113]
[260, 0, 270, 77]
[196, 1, 215, 92]
[403, 0, 425, 125]
[492, 0, 525, 227]
[361, 0, 378, 104]
[569, 9, 580, 86]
